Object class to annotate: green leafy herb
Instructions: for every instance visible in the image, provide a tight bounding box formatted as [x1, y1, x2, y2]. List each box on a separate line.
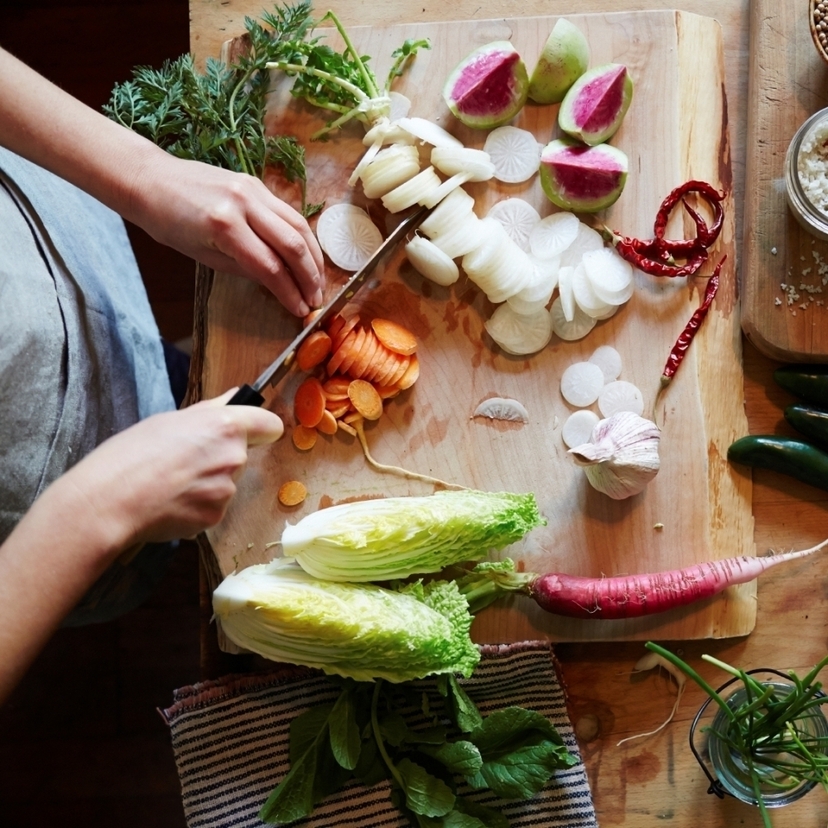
[258, 672, 577, 825]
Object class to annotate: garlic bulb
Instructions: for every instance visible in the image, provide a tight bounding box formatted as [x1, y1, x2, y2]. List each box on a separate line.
[568, 411, 661, 500]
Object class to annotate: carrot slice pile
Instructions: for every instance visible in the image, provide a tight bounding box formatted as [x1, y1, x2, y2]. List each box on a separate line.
[289, 311, 420, 453]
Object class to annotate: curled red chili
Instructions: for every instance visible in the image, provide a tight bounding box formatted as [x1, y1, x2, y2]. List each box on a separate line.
[660, 255, 725, 387]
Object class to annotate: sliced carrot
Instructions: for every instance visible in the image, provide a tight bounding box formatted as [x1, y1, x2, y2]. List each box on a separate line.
[396, 353, 420, 390]
[371, 318, 418, 356]
[376, 352, 408, 387]
[342, 410, 365, 427]
[292, 424, 318, 451]
[322, 376, 351, 400]
[349, 328, 380, 378]
[386, 354, 412, 388]
[338, 326, 367, 376]
[327, 329, 358, 376]
[375, 384, 401, 399]
[325, 313, 346, 340]
[331, 313, 361, 352]
[365, 345, 394, 385]
[294, 377, 326, 428]
[296, 330, 332, 372]
[325, 399, 352, 419]
[348, 379, 383, 421]
[317, 408, 338, 435]
[278, 480, 308, 506]
[303, 309, 323, 329]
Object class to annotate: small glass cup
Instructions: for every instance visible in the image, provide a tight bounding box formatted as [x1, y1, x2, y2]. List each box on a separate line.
[785, 107, 828, 242]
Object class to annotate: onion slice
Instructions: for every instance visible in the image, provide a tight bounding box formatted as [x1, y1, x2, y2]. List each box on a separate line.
[316, 203, 382, 271]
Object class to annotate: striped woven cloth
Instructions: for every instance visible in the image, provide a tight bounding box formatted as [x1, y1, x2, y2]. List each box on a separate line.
[162, 641, 598, 827]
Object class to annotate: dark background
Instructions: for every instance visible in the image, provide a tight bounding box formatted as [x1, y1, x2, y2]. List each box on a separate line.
[0, 1, 202, 825]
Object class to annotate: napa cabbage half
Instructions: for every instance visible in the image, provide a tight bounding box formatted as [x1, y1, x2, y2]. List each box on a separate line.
[212, 559, 479, 683]
[281, 489, 545, 582]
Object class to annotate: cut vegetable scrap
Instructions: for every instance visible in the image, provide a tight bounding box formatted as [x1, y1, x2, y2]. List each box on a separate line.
[473, 396, 530, 423]
[483, 125, 542, 183]
[278, 480, 308, 506]
[316, 203, 383, 271]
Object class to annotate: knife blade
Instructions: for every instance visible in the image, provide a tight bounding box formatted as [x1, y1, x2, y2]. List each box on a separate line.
[227, 204, 431, 406]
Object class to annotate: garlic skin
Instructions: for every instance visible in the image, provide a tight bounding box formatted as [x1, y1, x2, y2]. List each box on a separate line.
[568, 411, 661, 500]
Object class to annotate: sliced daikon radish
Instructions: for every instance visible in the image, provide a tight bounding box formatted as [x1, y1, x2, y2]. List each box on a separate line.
[419, 186, 475, 238]
[507, 258, 559, 315]
[349, 138, 384, 187]
[431, 211, 485, 259]
[571, 262, 616, 319]
[405, 234, 460, 286]
[431, 146, 495, 181]
[381, 166, 443, 213]
[473, 396, 530, 423]
[529, 212, 580, 260]
[483, 125, 542, 184]
[560, 361, 605, 407]
[362, 118, 417, 147]
[598, 380, 645, 418]
[461, 218, 510, 294]
[486, 198, 541, 251]
[360, 144, 421, 199]
[588, 345, 622, 383]
[484, 303, 553, 356]
[582, 247, 635, 306]
[557, 264, 576, 322]
[562, 409, 601, 449]
[316, 203, 382, 271]
[560, 223, 604, 268]
[550, 296, 597, 341]
[388, 91, 411, 120]
[421, 171, 473, 208]
[396, 116, 463, 148]
[485, 240, 535, 304]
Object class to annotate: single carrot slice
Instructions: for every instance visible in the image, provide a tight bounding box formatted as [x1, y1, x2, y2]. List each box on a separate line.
[317, 408, 338, 435]
[325, 313, 346, 339]
[339, 326, 367, 376]
[322, 376, 351, 400]
[386, 354, 412, 388]
[371, 318, 418, 356]
[348, 379, 383, 420]
[294, 377, 326, 428]
[397, 354, 420, 390]
[296, 330, 332, 372]
[325, 399, 352, 419]
[331, 314, 361, 352]
[292, 424, 318, 451]
[303, 309, 323, 329]
[350, 328, 380, 378]
[327, 329, 358, 376]
[278, 480, 308, 506]
[375, 384, 401, 399]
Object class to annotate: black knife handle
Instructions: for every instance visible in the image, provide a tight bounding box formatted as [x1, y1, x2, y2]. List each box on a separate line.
[227, 384, 265, 407]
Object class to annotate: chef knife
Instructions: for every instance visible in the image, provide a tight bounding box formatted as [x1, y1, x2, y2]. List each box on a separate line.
[227, 204, 431, 406]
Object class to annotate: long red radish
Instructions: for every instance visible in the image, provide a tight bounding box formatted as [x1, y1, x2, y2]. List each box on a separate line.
[459, 539, 828, 619]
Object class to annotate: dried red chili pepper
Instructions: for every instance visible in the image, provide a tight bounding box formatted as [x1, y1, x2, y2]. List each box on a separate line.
[653, 179, 724, 241]
[660, 255, 725, 388]
[607, 231, 709, 277]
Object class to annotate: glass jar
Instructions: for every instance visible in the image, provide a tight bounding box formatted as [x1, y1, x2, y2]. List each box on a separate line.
[705, 680, 828, 808]
[785, 107, 828, 242]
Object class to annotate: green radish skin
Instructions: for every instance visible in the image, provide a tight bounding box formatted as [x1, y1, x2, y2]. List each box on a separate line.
[774, 364, 828, 408]
[784, 404, 828, 450]
[727, 434, 828, 492]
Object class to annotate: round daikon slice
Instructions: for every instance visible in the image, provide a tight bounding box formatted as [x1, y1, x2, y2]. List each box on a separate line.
[419, 186, 475, 238]
[598, 380, 644, 418]
[431, 146, 495, 181]
[529, 212, 580, 260]
[388, 91, 411, 120]
[360, 144, 421, 199]
[396, 116, 463, 148]
[560, 361, 605, 407]
[421, 171, 473, 209]
[484, 303, 553, 356]
[588, 345, 623, 382]
[381, 166, 443, 213]
[582, 247, 635, 306]
[405, 234, 460, 286]
[562, 409, 601, 449]
[507, 259, 559, 314]
[571, 262, 616, 319]
[486, 198, 541, 251]
[316, 203, 382, 271]
[473, 396, 530, 422]
[483, 125, 542, 184]
[560, 223, 605, 268]
[431, 211, 485, 259]
[557, 264, 576, 322]
[550, 296, 597, 341]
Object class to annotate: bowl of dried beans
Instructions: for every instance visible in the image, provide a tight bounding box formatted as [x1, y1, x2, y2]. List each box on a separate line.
[811, 0, 828, 64]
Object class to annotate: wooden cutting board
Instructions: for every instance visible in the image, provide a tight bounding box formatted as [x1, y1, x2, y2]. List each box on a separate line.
[742, 0, 828, 361]
[199, 9, 754, 643]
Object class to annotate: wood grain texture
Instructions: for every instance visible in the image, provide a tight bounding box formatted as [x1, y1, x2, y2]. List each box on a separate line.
[198, 10, 753, 643]
[742, 0, 828, 360]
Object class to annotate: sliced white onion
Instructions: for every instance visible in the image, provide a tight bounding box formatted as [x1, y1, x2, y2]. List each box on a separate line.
[431, 146, 495, 182]
[405, 234, 460, 286]
[571, 263, 616, 319]
[588, 345, 623, 383]
[529, 212, 580, 260]
[560, 223, 605, 268]
[421, 171, 473, 209]
[381, 166, 443, 213]
[431, 211, 486, 259]
[484, 303, 553, 356]
[360, 143, 421, 199]
[388, 91, 411, 120]
[316, 203, 382, 271]
[486, 198, 541, 251]
[419, 186, 475, 238]
[557, 264, 576, 322]
[598, 380, 644, 418]
[560, 361, 605, 407]
[483, 125, 542, 184]
[550, 296, 597, 341]
[473, 396, 530, 423]
[562, 409, 601, 448]
[582, 247, 635, 306]
[396, 116, 463, 148]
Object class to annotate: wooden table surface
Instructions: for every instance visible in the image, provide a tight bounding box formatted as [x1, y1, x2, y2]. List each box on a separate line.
[189, 1, 828, 824]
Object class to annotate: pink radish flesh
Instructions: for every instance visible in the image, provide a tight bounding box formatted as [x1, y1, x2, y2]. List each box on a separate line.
[529, 540, 828, 619]
[451, 51, 521, 116]
[571, 65, 628, 132]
